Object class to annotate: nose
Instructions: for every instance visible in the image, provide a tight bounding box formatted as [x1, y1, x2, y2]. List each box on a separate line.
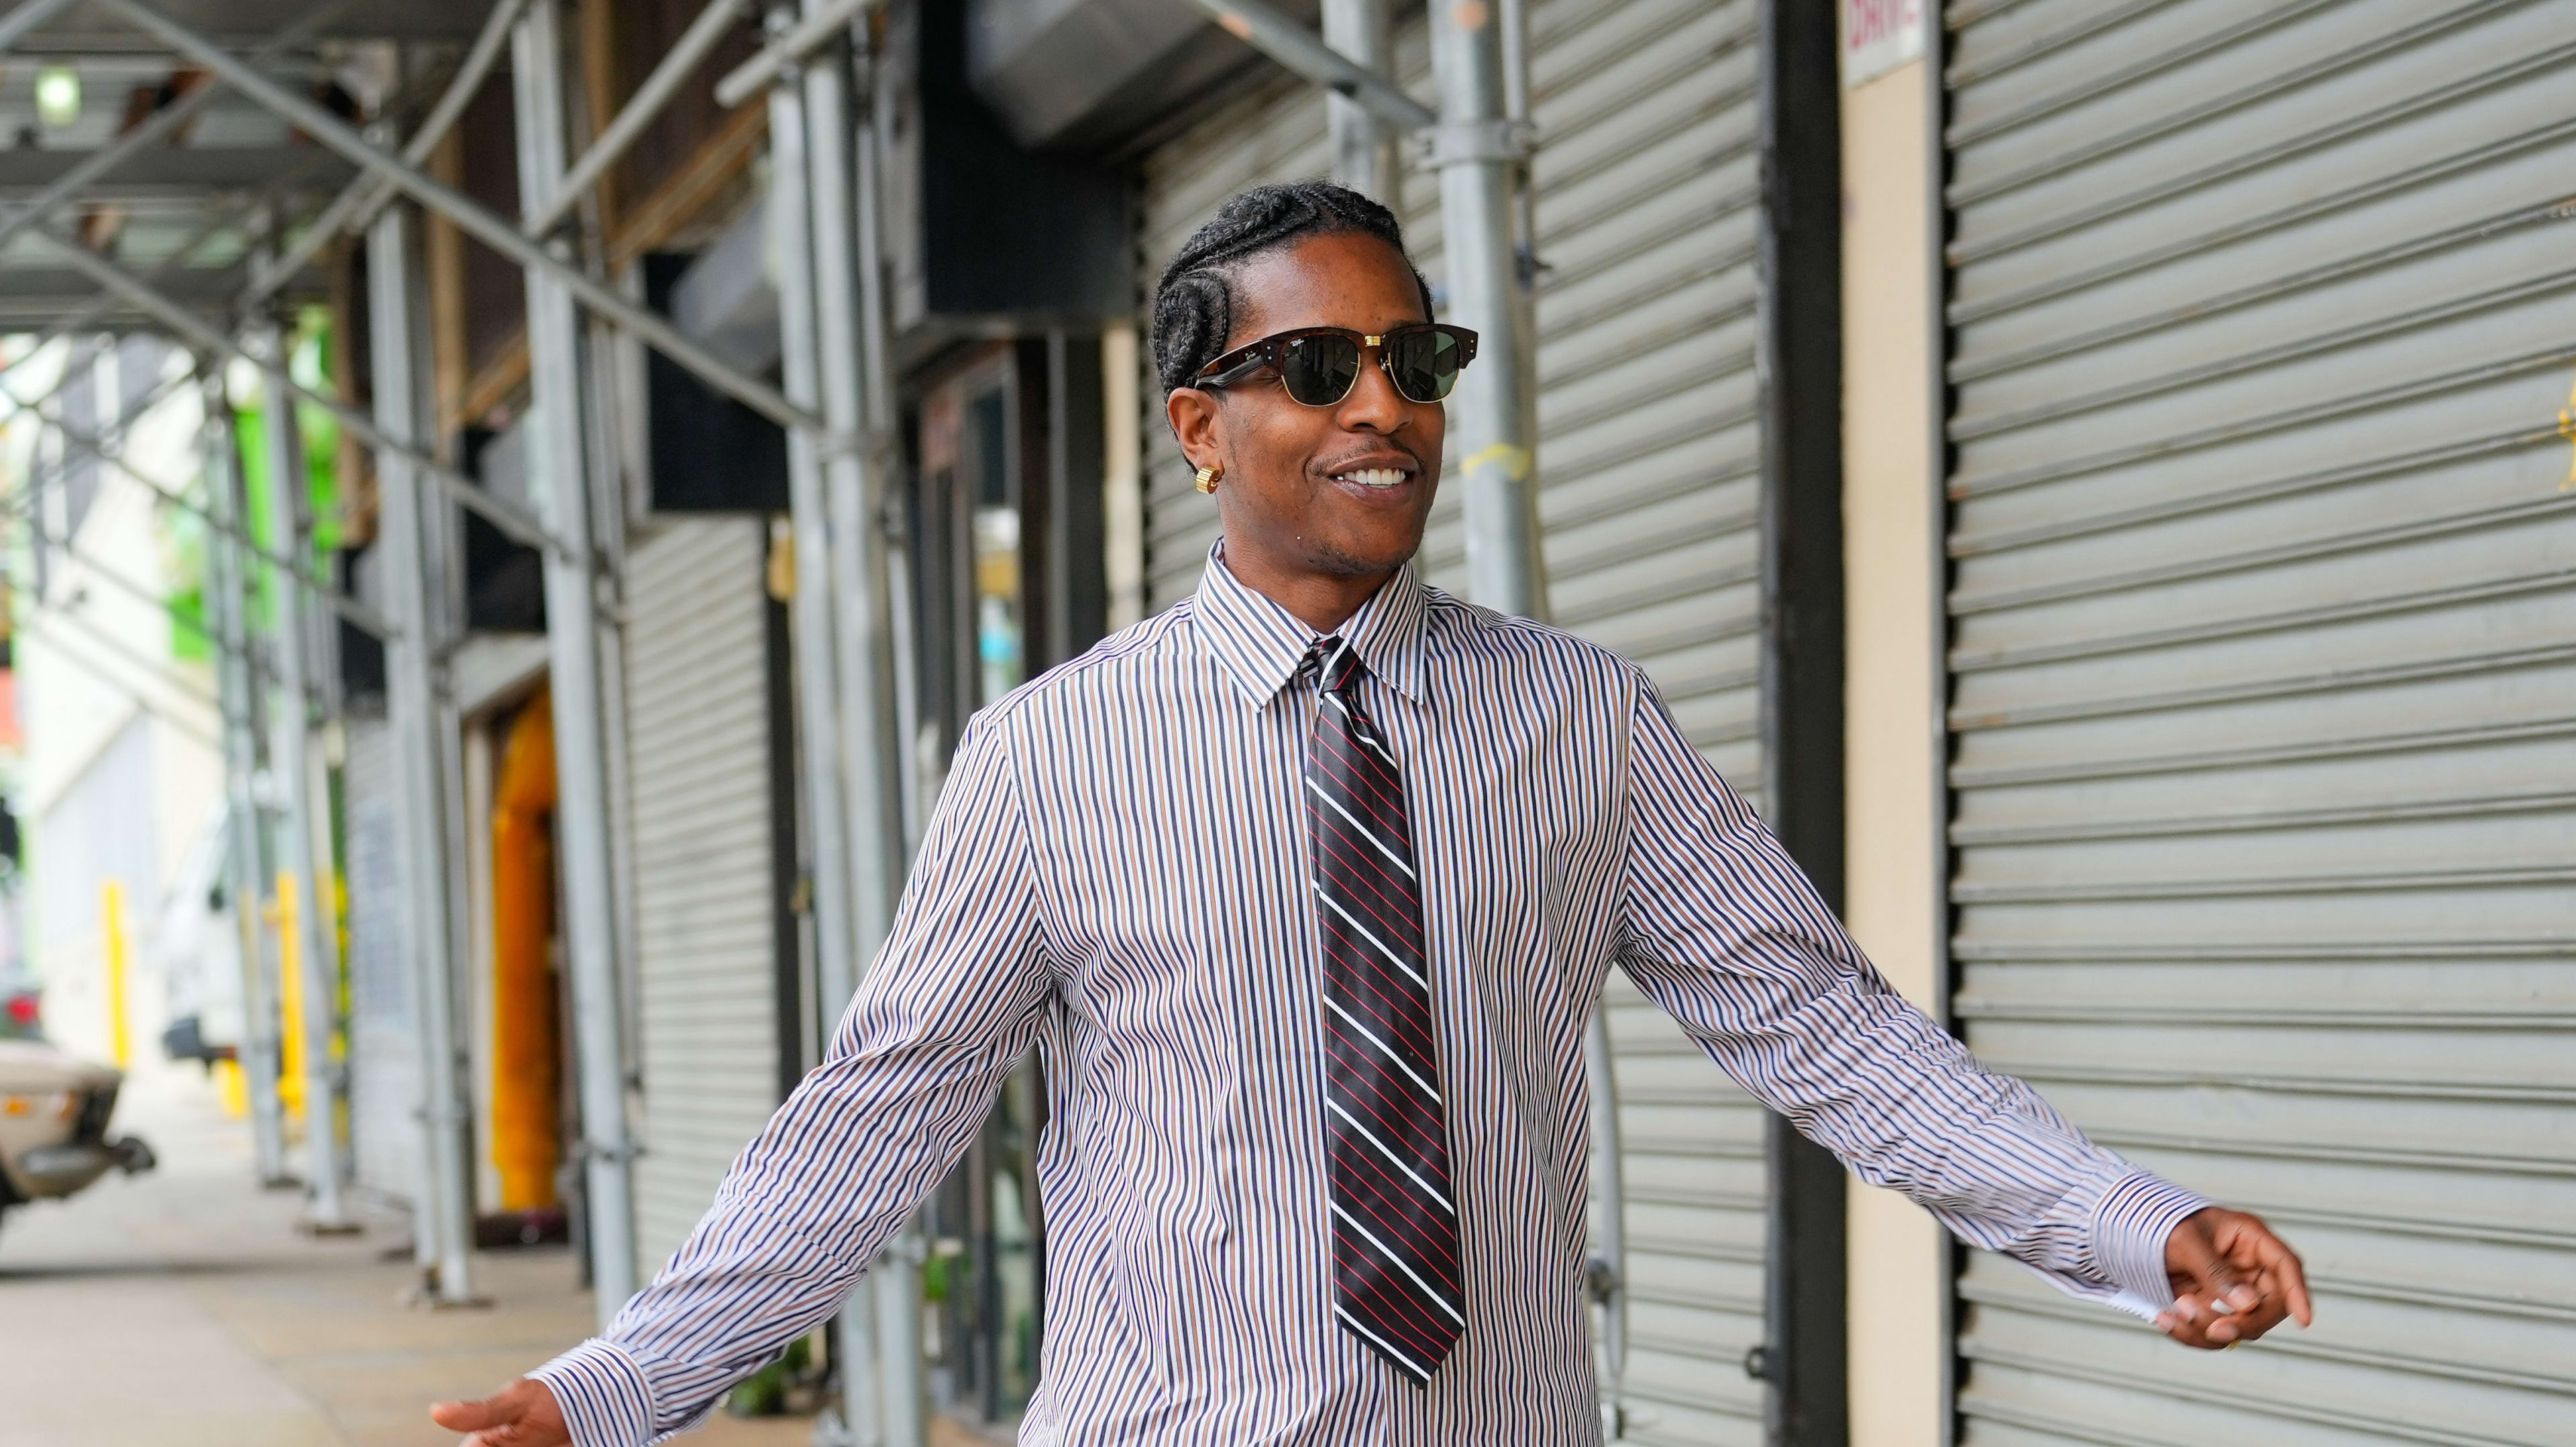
[1335, 347, 1409, 433]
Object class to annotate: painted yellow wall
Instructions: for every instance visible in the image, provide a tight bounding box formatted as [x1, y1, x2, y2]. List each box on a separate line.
[1837, 46, 1949, 1447]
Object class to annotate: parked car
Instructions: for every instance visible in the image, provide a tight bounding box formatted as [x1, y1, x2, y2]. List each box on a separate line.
[1, 985, 38, 1042]
[0, 1035, 155, 1243]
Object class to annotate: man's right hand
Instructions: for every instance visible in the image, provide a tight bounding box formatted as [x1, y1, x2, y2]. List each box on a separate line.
[430, 1377, 570, 1447]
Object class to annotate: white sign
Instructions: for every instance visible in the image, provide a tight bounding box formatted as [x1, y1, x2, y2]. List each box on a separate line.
[1843, 0, 1926, 88]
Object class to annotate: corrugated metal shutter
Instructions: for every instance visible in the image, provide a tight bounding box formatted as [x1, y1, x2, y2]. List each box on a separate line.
[1942, 1, 2576, 1441]
[343, 711, 420, 1203]
[1135, 2, 1770, 1438]
[625, 517, 784, 1274]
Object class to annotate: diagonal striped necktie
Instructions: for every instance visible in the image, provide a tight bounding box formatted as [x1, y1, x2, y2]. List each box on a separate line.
[1301, 635, 1464, 1386]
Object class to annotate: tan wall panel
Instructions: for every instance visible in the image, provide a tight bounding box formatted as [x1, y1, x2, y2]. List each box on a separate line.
[1837, 44, 1947, 1447]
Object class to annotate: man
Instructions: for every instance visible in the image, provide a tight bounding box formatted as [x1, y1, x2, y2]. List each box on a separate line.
[435, 182, 2310, 1447]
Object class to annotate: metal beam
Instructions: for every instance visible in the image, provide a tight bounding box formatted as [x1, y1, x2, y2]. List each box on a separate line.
[759, 11, 859, 1158]
[25, 224, 565, 557]
[0, 148, 331, 387]
[1428, 0, 1544, 619]
[366, 200, 478, 1307]
[200, 375, 292, 1187]
[1182, 0, 1435, 133]
[845, 23, 928, 1443]
[758, 32, 877, 1436]
[0, 0, 87, 55]
[89, 0, 830, 439]
[252, 0, 530, 308]
[1321, 0, 1397, 201]
[0, 146, 356, 195]
[0, 265, 279, 305]
[511, 0, 639, 1323]
[527, 0, 752, 236]
[246, 307, 356, 1234]
[0, 0, 354, 266]
[710, 0, 875, 108]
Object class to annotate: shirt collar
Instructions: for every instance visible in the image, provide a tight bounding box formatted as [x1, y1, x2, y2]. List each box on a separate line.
[1191, 541, 1428, 710]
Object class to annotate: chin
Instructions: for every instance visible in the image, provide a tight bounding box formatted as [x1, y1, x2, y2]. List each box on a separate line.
[1309, 536, 1423, 578]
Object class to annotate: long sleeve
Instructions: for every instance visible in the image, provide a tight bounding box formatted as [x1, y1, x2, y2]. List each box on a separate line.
[532, 715, 1059, 1446]
[1611, 677, 2205, 1314]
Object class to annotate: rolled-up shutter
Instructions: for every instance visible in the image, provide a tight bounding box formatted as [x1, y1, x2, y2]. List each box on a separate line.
[1943, 1, 2576, 1440]
[1136, 1, 1770, 1437]
[342, 711, 419, 1203]
[625, 517, 785, 1275]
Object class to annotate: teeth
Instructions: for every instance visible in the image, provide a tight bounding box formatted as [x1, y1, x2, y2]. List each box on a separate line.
[1338, 468, 1407, 488]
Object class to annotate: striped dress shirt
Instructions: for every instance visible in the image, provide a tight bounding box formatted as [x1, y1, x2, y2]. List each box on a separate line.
[533, 546, 2207, 1446]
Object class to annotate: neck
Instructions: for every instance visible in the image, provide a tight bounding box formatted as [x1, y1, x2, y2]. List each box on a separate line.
[1219, 539, 1396, 635]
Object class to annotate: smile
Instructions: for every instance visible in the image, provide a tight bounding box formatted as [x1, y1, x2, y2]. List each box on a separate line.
[1333, 467, 1411, 488]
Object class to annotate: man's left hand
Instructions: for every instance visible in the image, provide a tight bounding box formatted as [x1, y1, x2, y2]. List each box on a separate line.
[2157, 1205, 2313, 1349]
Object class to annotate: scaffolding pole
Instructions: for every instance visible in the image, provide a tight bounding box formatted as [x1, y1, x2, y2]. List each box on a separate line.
[512, 0, 639, 1323]
[248, 309, 354, 1233]
[849, 25, 930, 1446]
[201, 378, 292, 1185]
[367, 199, 480, 1306]
[796, 15, 916, 1442]
[1427, 0, 1544, 621]
[1321, 0, 1397, 202]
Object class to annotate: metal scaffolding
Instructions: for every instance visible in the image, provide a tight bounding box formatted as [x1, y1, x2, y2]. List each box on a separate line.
[0, 0, 922, 1426]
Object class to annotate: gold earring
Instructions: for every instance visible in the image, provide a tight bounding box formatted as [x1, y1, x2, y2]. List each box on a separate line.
[1193, 464, 1221, 494]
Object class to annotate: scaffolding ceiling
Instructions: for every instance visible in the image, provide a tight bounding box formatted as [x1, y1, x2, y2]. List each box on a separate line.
[0, 0, 510, 331]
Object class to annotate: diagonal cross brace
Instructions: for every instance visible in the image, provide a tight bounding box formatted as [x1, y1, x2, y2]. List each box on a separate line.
[83, 0, 834, 443]
[20, 369, 398, 640]
[247, 0, 531, 310]
[26, 225, 566, 563]
[0, 0, 356, 265]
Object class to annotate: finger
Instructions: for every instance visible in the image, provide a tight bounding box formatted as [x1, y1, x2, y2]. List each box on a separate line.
[2153, 1307, 2224, 1351]
[2225, 1295, 2291, 1343]
[2247, 1225, 2315, 1326]
[431, 1399, 500, 1431]
[2164, 1222, 2251, 1321]
[2196, 1250, 2257, 1317]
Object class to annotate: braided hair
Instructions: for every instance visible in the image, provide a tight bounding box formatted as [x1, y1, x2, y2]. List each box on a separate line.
[1149, 180, 1435, 394]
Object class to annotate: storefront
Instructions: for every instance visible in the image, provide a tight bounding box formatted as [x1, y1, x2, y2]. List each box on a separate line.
[1939, 2, 2576, 1440]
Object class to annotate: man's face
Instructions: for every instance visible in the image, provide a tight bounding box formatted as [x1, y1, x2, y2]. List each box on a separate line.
[1167, 231, 1446, 584]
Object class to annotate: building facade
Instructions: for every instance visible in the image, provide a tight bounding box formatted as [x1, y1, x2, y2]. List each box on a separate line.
[4, 1, 2565, 1443]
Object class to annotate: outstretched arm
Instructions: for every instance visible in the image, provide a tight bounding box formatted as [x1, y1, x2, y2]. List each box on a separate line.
[447, 716, 1059, 1447]
[1612, 676, 2307, 1346]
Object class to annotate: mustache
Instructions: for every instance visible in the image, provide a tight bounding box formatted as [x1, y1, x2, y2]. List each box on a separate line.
[1313, 445, 1426, 474]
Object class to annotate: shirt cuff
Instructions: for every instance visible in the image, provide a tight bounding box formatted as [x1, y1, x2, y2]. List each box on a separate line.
[2089, 1170, 2212, 1312]
[529, 1338, 657, 1447]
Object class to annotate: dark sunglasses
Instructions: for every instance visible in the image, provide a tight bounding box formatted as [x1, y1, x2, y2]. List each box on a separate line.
[1194, 323, 1479, 407]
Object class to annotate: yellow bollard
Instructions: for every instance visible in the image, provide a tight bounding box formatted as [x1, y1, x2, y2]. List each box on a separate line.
[216, 1057, 248, 1117]
[101, 879, 130, 1068]
[275, 871, 305, 1122]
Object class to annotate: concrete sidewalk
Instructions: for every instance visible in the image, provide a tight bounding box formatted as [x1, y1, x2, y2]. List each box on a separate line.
[0, 1061, 813, 1447]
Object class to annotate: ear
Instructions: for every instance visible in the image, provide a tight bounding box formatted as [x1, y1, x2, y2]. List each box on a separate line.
[1166, 384, 1227, 472]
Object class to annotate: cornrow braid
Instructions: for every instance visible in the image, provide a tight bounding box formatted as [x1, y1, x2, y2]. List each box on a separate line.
[1149, 180, 1436, 394]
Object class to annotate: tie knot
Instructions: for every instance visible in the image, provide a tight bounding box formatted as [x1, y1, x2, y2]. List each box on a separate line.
[1305, 636, 1367, 695]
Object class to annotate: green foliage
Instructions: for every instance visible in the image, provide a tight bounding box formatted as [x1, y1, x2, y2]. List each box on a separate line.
[722, 1332, 814, 1417]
